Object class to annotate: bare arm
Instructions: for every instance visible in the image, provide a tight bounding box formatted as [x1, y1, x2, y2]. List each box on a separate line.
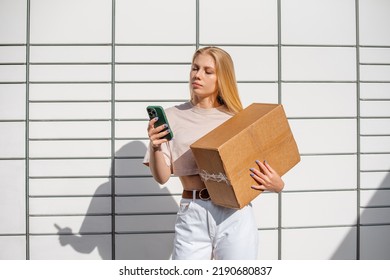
[146, 117, 172, 184]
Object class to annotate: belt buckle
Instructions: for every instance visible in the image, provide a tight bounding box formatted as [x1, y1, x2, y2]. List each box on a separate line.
[199, 188, 210, 201]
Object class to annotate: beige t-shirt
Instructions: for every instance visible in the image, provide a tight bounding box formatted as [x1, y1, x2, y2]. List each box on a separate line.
[143, 101, 233, 176]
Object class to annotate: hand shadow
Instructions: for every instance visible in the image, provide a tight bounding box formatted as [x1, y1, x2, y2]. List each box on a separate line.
[54, 140, 178, 259]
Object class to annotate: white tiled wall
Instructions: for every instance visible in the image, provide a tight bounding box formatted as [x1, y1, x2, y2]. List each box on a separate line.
[0, 0, 389, 260]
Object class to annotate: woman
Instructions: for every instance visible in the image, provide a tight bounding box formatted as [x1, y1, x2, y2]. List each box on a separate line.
[144, 46, 284, 260]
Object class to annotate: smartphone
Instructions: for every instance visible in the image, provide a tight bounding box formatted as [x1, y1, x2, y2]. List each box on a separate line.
[146, 105, 173, 141]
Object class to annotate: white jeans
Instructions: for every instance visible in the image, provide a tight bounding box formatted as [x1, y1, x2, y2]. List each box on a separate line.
[172, 198, 258, 260]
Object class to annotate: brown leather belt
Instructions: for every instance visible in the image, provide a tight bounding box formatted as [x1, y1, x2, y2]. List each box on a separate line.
[182, 188, 210, 200]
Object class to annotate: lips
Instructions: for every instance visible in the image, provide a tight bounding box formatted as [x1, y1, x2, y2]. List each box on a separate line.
[192, 82, 202, 88]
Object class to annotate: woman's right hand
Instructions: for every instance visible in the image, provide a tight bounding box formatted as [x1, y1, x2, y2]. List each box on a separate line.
[147, 117, 170, 149]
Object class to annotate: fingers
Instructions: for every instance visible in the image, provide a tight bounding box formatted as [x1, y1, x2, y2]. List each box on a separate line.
[148, 117, 158, 128]
[263, 160, 276, 174]
[250, 160, 269, 182]
[250, 160, 285, 193]
[251, 184, 267, 191]
[250, 168, 268, 188]
[54, 224, 72, 234]
[151, 127, 170, 141]
[255, 160, 271, 176]
[249, 160, 275, 191]
[150, 131, 169, 149]
[147, 118, 169, 139]
[147, 117, 161, 135]
[147, 118, 171, 149]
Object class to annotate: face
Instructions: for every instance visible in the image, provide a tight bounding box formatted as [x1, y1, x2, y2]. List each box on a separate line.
[190, 53, 218, 99]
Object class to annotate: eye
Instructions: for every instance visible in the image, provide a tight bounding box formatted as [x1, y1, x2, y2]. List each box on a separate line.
[204, 67, 215, 75]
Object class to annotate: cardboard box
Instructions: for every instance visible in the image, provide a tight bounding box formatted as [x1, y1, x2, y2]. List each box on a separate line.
[190, 103, 300, 209]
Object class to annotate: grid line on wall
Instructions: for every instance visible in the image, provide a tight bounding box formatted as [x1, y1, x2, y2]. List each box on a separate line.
[277, 0, 283, 261]
[25, 0, 31, 260]
[355, 0, 361, 261]
[111, 0, 116, 260]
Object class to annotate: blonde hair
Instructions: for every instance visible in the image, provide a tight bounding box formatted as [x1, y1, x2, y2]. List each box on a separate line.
[191, 46, 243, 114]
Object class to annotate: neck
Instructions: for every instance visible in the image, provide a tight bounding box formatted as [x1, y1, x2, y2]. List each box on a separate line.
[191, 95, 220, 109]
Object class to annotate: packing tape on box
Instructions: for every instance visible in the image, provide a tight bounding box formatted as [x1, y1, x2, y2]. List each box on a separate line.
[199, 170, 231, 186]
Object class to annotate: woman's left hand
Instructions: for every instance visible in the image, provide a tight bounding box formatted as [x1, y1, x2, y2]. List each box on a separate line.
[250, 160, 285, 193]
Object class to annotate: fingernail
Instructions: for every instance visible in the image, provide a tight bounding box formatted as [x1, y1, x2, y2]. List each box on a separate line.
[250, 173, 255, 177]
[164, 124, 168, 128]
[249, 168, 255, 172]
[255, 160, 260, 164]
[264, 160, 268, 164]
[154, 117, 159, 121]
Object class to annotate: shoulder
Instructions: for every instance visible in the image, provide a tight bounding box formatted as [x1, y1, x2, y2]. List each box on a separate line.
[167, 101, 191, 111]
[165, 101, 192, 116]
[162, 102, 192, 127]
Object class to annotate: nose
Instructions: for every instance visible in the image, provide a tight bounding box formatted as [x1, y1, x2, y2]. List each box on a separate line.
[193, 70, 202, 79]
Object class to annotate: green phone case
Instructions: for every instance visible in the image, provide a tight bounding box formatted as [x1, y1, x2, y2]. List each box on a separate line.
[146, 105, 173, 141]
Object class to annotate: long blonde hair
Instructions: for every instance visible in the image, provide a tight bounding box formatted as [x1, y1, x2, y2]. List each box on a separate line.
[191, 46, 243, 114]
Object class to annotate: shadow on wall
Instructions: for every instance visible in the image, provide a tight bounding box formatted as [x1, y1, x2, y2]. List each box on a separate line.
[54, 141, 177, 259]
[332, 172, 390, 259]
